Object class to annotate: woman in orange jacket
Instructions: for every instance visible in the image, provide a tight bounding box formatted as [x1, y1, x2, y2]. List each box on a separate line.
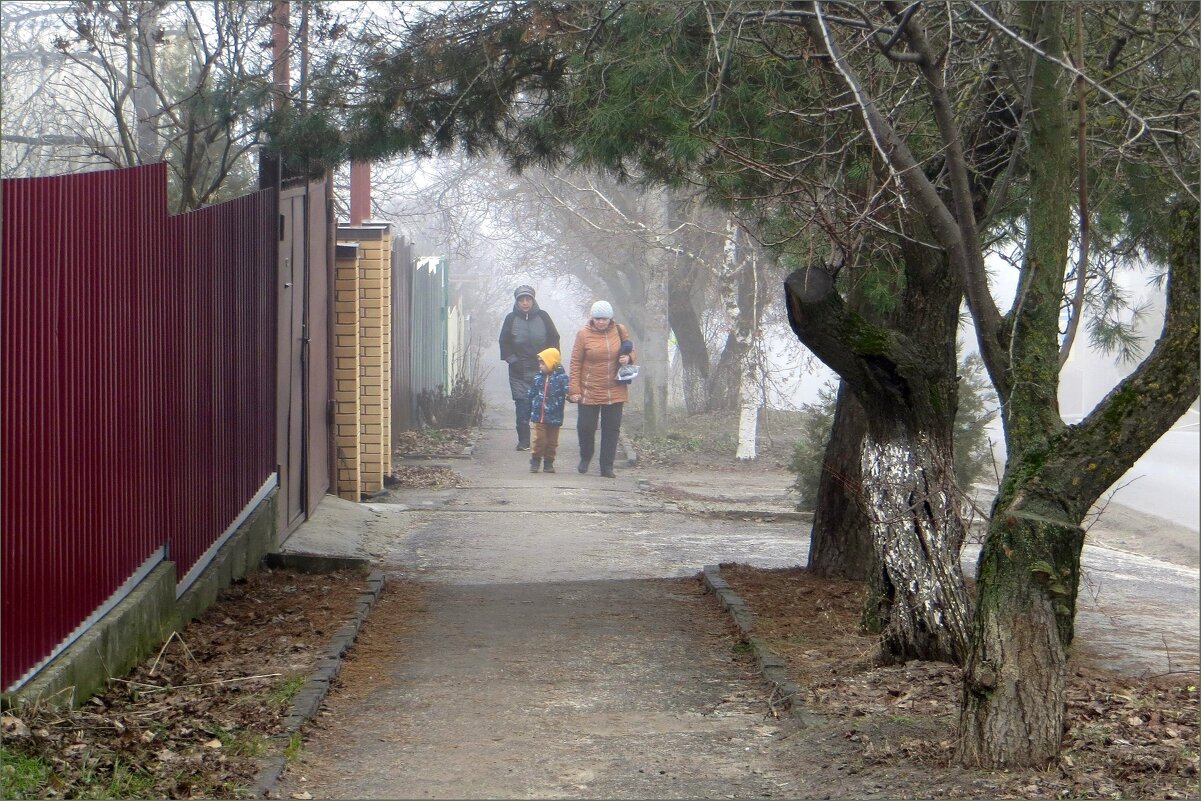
[567, 300, 635, 478]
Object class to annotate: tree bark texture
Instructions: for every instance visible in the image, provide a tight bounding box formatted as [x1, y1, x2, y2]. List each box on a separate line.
[667, 287, 712, 415]
[958, 509, 1081, 767]
[861, 432, 972, 664]
[807, 383, 874, 581]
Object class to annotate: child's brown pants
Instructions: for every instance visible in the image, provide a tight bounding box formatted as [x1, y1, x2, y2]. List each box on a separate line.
[531, 423, 561, 459]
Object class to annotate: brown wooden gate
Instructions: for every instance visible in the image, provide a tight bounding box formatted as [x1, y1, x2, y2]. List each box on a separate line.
[277, 177, 332, 536]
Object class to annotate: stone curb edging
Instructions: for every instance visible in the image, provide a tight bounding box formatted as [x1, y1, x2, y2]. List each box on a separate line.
[701, 565, 806, 721]
[251, 569, 387, 798]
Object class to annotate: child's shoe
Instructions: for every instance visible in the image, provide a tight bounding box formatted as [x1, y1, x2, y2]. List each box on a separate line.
[543, 459, 555, 473]
[529, 457, 541, 473]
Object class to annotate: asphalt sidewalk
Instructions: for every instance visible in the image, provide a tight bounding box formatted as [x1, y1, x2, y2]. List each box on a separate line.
[273, 416, 809, 799]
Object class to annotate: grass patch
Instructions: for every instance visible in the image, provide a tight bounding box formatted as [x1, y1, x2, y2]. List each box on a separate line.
[268, 673, 307, 710]
[212, 726, 271, 758]
[0, 745, 52, 799]
[284, 732, 303, 763]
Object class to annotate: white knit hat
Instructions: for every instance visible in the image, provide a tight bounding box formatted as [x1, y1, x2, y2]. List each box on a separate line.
[590, 300, 613, 319]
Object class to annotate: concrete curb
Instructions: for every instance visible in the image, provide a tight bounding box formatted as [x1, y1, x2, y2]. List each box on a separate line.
[252, 569, 387, 798]
[701, 565, 807, 721]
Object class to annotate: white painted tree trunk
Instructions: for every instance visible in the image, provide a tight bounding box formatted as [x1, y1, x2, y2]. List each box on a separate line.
[735, 365, 762, 460]
[719, 218, 765, 460]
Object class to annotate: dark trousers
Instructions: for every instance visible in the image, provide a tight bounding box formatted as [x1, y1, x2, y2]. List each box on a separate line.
[514, 398, 532, 446]
[577, 402, 623, 470]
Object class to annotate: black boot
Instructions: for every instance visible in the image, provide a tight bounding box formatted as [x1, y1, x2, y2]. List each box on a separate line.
[600, 465, 616, 478]
[543, 459, 555, 473]
[529, 457, 541, 472]
[577, 458, 589, 474]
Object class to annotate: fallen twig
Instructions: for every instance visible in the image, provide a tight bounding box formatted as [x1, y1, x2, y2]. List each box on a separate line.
[138, 673, 282, 693]
[149, 630, 197, 675]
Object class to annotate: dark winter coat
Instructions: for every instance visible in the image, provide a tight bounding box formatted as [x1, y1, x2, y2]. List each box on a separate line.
[498, 301, 560, 401]
[527, 365, 570, 426]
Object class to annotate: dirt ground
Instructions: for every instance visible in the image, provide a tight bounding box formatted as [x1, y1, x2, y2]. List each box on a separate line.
[1, 568, 384, 800]
[721, 563, 1199, 800]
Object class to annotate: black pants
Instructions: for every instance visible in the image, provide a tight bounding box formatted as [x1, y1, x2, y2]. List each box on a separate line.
[577, 403, 623, 470]
[514, 397, 532, 446]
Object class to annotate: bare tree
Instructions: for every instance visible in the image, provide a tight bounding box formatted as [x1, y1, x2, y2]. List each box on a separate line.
[1, 0, 288, 210]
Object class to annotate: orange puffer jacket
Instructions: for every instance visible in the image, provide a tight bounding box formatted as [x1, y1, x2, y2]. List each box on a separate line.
[568, 321, 636, 405]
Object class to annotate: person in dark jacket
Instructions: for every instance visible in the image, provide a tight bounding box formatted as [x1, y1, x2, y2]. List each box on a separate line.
[526, 347, 570, 473]
[498, 285, 560, 450]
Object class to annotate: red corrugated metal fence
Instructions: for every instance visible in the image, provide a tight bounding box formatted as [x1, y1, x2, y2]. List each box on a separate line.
[1, 163, 277, 692]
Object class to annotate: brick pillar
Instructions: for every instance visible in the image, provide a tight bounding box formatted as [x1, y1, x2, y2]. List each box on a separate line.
[333, 243, 361, 500]
[338, 223, 392, 497]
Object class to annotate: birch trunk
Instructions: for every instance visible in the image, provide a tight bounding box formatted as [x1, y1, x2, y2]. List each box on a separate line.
[734, 360, 761, 460]
[862, 432, 972, 663]
[719, 218, 765, 460]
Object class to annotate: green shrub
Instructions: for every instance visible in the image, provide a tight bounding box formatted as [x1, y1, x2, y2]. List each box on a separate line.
[787, 383, 838, 511]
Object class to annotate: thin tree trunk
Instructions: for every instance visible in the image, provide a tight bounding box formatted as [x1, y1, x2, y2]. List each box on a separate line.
[706, 333, 742, 412]
[734, 359, 762, 460]
[640, 189, 671, 434]
[133, 3, 160, 163]
[667, 288, 712, 415]
[720, 218, 767, 458]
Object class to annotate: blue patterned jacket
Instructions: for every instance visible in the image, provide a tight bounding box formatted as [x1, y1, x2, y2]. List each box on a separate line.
[528, 366, 570, 426]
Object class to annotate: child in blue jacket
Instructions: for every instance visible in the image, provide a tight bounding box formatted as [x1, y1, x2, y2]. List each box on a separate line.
[527, 347, 570, 473]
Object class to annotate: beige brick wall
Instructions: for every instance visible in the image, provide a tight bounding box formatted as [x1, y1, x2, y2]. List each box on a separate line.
[333, 248, 361, 500]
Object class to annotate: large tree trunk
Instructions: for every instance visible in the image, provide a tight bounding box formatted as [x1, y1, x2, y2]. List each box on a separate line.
[861, 430, 971, 663]
[959, 505, 1082, 766]
[785, 260, 971, 664]
[958, 4, 1079, 766]
[960, 198, 1200, 767]
[807, 382, 873, 581]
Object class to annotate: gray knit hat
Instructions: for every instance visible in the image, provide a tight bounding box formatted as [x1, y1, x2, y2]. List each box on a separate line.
[590, 300, 614, 319]
[514, 285, 536, 300]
